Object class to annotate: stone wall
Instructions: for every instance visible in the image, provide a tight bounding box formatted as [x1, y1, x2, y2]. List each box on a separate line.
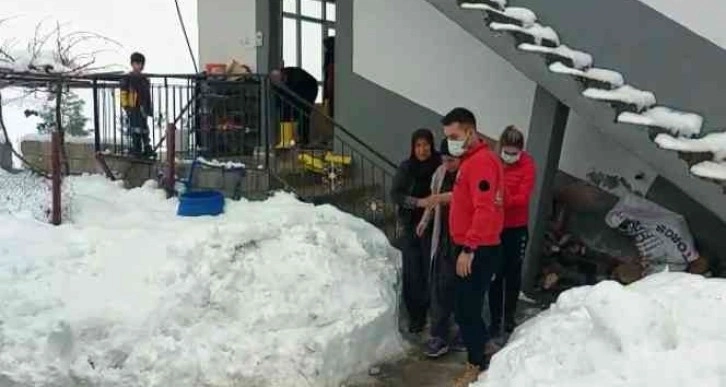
[19, 138, 271, 198]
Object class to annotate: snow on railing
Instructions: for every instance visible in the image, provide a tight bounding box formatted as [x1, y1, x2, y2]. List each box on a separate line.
[618, 107, 703, 137]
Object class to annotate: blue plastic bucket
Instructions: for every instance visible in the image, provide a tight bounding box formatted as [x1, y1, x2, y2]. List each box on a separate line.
[177, 190, 225, 217]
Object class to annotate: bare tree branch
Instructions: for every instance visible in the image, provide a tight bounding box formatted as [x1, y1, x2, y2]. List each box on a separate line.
[1, 17, 121, 77]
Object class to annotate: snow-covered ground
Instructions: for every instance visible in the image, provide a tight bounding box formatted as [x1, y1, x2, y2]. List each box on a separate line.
[475, 273, 726, 387]
[0, 173, 404, 386]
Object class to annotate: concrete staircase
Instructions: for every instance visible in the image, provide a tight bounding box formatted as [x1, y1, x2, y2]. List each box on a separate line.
[452, 0, 726, 190]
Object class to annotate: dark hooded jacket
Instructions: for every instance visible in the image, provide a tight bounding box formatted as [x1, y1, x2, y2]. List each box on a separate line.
[390, 129, 441, 228]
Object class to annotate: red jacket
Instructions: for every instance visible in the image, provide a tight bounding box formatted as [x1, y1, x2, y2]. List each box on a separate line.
[449, 140, 505, 248]
[503, 151, 536, 229]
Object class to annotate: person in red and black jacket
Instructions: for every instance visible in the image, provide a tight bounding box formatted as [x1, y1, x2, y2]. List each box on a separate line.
[443, 108, 504, 385]
[489, 125, 536, 338]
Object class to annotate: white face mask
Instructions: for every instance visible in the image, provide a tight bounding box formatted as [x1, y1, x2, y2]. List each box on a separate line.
[501, 151, 521, 164]
[447, 139, 466, 157]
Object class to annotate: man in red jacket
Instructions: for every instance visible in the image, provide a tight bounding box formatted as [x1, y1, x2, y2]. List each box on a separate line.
[442, 108, 504, 386]
[489, 125, 536, 338]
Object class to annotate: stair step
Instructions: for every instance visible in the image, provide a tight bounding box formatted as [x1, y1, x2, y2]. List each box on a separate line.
[490, 23, 559, 48]
[582, 85, 656, 113]
[653, 132, 726, 161]
[617, 107, 703, 137]
[518, 43, 593, 69]
[459, 0, 506, 12]
[691, 161, 726, 184]
[549, 62, 624, 90]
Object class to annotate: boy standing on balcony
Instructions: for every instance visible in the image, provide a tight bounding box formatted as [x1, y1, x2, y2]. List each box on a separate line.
[121, 52, 154, 157]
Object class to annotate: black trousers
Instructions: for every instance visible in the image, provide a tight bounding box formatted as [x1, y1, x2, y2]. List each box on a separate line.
[401, 227, 431, 331]
[455, 245, 500, 369]
[127, 109, 151, 155]
[430, 237, 457, 340]
[489, 226, 528, 335]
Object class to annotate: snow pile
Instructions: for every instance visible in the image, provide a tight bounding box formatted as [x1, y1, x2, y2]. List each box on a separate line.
[583, 85, 656, 111]
[518, 43, 593, 69]
[490, 23, 559, 46]
[654, 132, 726, 160]
[475, 273, 726, 387]
[0, 175, 404, 386]
[690, 161, 726, 181]
[0, 169, 69, 222]
[461, 0, 506, 11]
[549, 62, 625, 87]
[618, 107, 703, 137]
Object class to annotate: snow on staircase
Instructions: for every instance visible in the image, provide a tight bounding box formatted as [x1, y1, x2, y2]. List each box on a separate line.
[458, 0, 726, 185]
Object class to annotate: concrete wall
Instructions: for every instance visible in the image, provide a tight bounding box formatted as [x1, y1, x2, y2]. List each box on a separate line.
[635, 0, 726, 50]
[197, 0, 258, 70]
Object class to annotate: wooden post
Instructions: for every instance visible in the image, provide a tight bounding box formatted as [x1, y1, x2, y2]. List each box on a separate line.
[51, 131, 62, 225]
[165, 124, 176, 198]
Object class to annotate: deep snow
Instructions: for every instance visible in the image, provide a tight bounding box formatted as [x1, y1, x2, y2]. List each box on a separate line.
[475, 273, 726, 387]
[0, 174, 404, 386]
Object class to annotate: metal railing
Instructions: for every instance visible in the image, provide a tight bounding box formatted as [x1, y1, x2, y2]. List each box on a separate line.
[89, 72, 400, 239]
[0, 69, 401, 239]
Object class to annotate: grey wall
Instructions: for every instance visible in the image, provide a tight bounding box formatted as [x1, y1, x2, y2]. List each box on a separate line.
[335, 0, 444, 165]
[513, 0, 726, 135]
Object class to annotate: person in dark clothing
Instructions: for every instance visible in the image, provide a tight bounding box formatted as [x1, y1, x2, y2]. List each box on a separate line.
[390, 128, 442, 334]
[416, 138, 464, 358]
[443, 108, 505, 387]
[120, 52, 154, 157]
[489, 125, 536, 338]
[270, 67, 319, 146]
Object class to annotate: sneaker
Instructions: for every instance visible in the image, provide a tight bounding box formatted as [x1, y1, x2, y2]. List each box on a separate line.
[451, 332, 467, 352]
[453, 363, 484, 387]
[424, 337, 450, 358]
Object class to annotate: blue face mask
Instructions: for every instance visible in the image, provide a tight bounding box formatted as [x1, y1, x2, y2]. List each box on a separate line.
[447, 139, 466, 157]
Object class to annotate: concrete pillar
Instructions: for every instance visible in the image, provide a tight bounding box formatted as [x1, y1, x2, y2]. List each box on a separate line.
[0, 141, 11, 171]
[256, 0, 281, 73]
[522, 85, 570, 294]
